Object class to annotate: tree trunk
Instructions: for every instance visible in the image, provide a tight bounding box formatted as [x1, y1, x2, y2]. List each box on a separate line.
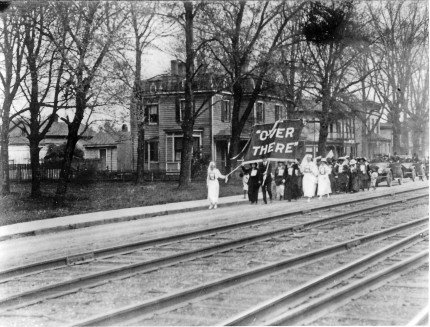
[317, 90, 330, 157]
[178, 125, 193, 188]
[136, 122, 145, 183]
[178, 1, 195, 189]
[317, 121, 329, 157]
[226, 79, 244, 173]
[29, 138, 41, 197]
[55, 91, 86, 205]
[391, 109, 401, 155]
[0, 111, 10, 195]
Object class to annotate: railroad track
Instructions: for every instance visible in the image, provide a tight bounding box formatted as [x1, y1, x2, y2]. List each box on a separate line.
[0, 189, 427, 326]
[222, 238, 428, 326]
[71, 219, 428, 326]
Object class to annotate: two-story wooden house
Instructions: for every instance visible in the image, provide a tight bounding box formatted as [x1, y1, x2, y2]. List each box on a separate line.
[130, 60, 287, 174]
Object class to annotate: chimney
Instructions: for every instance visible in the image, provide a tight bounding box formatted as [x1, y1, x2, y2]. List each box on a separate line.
[53, 114, 59, 123]
[171, 60, 178, 75]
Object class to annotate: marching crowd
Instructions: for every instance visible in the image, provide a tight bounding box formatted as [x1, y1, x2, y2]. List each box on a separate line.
[206, 154, 387, 209]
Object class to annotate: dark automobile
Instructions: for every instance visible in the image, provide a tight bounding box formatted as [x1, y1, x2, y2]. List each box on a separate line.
[369, 162, 392, 187]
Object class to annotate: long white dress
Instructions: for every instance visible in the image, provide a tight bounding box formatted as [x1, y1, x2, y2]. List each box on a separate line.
[207, 168, 225, 204]
[300, 162, 318, 198]
[317, 164, 332, 196]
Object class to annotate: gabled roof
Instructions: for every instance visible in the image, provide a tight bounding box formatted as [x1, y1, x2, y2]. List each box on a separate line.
[84, 131, 131, 147]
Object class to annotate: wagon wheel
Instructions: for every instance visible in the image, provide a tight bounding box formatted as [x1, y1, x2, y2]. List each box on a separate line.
[386, 173, 392, 187]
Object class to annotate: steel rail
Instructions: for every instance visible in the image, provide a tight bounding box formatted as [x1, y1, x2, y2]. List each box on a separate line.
[68, 217, 429, 327]
[0, 195, 426, 312]
[220, 229, 428, 326]
[407, 305, 429, 326]
[265, 250, 429, 326]
[1, 186, 427, 282]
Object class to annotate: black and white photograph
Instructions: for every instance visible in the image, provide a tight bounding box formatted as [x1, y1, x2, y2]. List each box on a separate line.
[0, 0, 428, 325]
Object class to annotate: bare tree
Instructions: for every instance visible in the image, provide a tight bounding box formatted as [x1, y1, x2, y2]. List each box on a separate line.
[367, 0, 428, 154]
[42, 2, 128, 203]
[17, 3, 67, 197]
[203, 1, 306, 171]
[0, 3, 26, 194]
[301, 0, 372, 157]
[163, 1, 226, 187]
[405, 52, 429, 156]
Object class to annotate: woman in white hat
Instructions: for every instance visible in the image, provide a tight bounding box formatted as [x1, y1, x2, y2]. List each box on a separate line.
[300, 154, 318, 202]
[206, 161, 227, 209]
[317, 158, 332, 199]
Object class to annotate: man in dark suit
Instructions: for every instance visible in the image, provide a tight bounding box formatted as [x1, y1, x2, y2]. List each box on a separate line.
[258, 154, 273, 204]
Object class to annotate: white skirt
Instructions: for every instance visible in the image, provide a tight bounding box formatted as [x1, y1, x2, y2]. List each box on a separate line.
[302, 173, 317, 197]
[207, 179, 220, 204]
[317, 174, 332, 196]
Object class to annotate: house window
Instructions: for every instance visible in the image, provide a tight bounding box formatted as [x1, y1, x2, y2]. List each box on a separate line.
[99, 149, 107, 169]
[336, 122, 341, 134]
[145, 142, 158, 162]
[179, 100, 186, 122]
[329, 123, 333, 134]
[144, 104, 158, 124]
[255, 102, 265, 124]
[174, 136, 200, 162]
[275, 104, 282, 121]
[221, 100, 231, 122]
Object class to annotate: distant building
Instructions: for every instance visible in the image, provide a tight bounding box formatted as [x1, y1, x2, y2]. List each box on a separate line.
[294, 99, 360, 158]
[7, 116, 93, 164]
[83, 124, 132, 171]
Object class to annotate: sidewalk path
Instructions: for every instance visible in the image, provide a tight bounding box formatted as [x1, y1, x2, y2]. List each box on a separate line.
[0, 194, 248, 241]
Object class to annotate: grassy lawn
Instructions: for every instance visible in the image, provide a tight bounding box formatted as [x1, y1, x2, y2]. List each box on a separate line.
[0, 179, 243, 226]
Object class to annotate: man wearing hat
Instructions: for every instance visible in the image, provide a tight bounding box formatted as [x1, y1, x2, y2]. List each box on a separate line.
[258, 154, 273, 204]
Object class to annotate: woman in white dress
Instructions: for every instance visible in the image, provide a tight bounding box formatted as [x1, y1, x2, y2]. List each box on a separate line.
[317, 158, 332, 199]
[300, 154, 318, 202]
[207, 161, 227, 209]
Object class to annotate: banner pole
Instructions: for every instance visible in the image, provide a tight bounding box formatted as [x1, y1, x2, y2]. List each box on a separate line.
[225, 163, 243, 179]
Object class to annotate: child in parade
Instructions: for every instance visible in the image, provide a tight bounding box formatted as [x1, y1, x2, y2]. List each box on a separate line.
[284, 161, 301, 201]
[206, 161, 228, 209]
[274, 162, 286, 200]
[300, 154, 318, 202]
[317, 158, 332, 199]
[258, 155, 273, 204]
[369, 168, 379, 190]
[239, 171, 249, 199]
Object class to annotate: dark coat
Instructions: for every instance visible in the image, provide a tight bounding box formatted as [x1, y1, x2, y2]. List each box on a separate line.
[283, 164, 300, 200]
[258, 161, 272, 185]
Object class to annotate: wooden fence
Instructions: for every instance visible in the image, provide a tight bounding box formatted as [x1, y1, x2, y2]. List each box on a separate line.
[9, 164, 61, 181]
